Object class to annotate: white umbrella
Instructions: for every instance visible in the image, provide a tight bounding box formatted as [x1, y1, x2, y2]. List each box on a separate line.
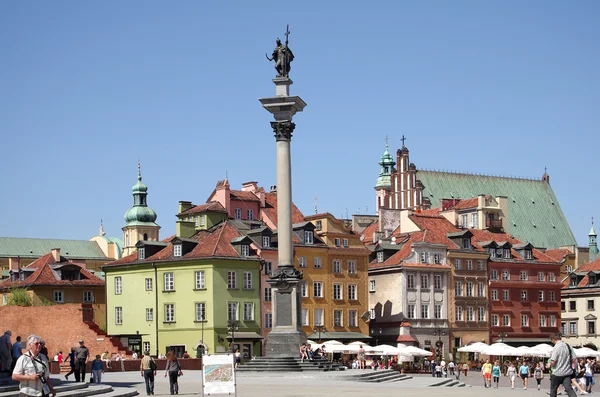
[399, 346, 433, 357]
[457, 342, 489, 353]
[367, 344, 397, 353]
[525, 344, 553, 358]
[481, 343, 518, 356]
[574, 347, 600, 358]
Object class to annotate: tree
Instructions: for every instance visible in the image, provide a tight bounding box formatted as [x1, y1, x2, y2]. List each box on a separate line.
[6, 287, 32, 306]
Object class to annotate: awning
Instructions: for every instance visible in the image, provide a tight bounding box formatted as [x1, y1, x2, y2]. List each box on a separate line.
[226, 332, 263, 340]
[305, 332, 371, 341]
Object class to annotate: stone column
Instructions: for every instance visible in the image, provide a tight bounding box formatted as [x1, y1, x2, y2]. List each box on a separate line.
[259, 77, 307, 357]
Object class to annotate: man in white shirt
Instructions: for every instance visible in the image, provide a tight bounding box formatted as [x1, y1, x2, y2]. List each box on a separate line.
[549, 332, 577, 397]
[12, 334, 56, 397]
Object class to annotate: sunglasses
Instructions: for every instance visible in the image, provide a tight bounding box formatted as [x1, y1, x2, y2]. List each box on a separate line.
[31, 342, 41, 346]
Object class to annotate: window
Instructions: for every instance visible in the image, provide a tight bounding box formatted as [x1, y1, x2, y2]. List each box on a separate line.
[569, 322, 577, 335]
[369, 308, 376, 320]
[521, 314, 529, 327]
[434, 304, 442, 319]
[314, 257, 322, 268]
[491, 289, 498, 300]
[520, 271, 528, 281]
[504, 249, 511, 259]
[334, 310, 343, 327]
[164, 272, 174, 291]
[538, 272, 545, 282]
[193, 302, 205, 322]
[540, 314, 547, 327]
[407, 304, 416, 319]
[462, 238, 471, 249]
[264, 288, 272, 302]
[241, 245, 250, 257]
[333, 284, 342, 300]
[503, 314, 510, 326]
[420, 252, 430, 264]
[561, 301, 566, 312]
[115, 307, 123, 324]
[369, 280, 376, 292]
[549, 273, 556, 282]
[491, 314, 499, 326]
[343, 238, 349, 248]
[304, 231, 314, 244]
[569, 301, 576, 311]
[314, 309, 324, 326]
[421, 274, 429, 289]
[550, 315, 556, 327]
[496, 249, 503, 258]
[588, 321, 596, 335]
[138, 248, 145, 260]
[264, 261, 272, 275]
[421, 304, 429, 319]
[478, 282, 485, 297]
[490, 270, 498, 280]
[561, 322, 567, 335]
[227, 302, 238, 321]
[502, 270, 510, 280]
[247, 209, 254, 220]
[244, 272, 253, 289]
[227, 271, 237, 289]
[377, 251, 384, 263]
[244, 303, 254, 320]
[315, 220, 322, 230]
[53, 291, 64, 303]
[301, 309, 309, 326]
[455, 259, 462, 270]
[143, 342, 150, 354]
[313, 281, 323, 297]
[433, 254, 441, 264]
[265, 313, 273, 328]
[525, 250, 533, 260]
[348, 260, 357, 274]
[521, 290, 527, 301]
[588, 300, 595, 311]
[472, 213, 478, 227]
[566, 265, 573, 273]
[503, 290, 510, 301]
[300, 282, 308, 297]
[199, 215, 206, 227]
[145, 278, 153, 291]
[115, 276, 122, 295]
[466, 306, 474, 322]
[234, 208, 242, 219]
[455, 306, 463, 321]
[478, 307, 485, 322]
[334, 238, 341, 247]
[466, 260, 473, 270]
[461, 214, 468, 228]
[539, 291, 544, 302]
[466, 282, 474, 297]
[83, 291, 94, 303]
[348, 284, 357, 300]
[333, 260, 342, 273]
[477, 260, 485, 271]
[2, 294, 6, 305]
[455, 281, 463, 296]
[262, 236, 270, 247]
[164, 304, 175, 322]
[194, 271, 205, 289]
[173, 244, 182, 257]
[298, 256, 307, 268]
[407, 274, 416, 289]
[143, 307, 153, 322]
[349, 310, 358, 327]
[549, 291, 555, 302]
[434, 274, 442, 289]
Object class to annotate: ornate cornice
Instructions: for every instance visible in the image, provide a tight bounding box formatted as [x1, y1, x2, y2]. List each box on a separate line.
[271, 121, 295, 142]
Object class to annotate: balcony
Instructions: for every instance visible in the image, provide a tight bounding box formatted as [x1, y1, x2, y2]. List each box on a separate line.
[486, 219, 503, 230]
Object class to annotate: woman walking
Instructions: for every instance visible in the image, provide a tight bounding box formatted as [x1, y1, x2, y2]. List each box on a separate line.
[506, 361, 517, 389]
[64, 348, 76, 380]
[519, 361, 530, 390]
[164, 351, 183, 395]
[492, 360, 501, 389]
[534, 362, 544, 391]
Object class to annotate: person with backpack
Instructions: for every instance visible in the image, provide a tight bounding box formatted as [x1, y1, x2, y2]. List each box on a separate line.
[549, 332, 578, 397]
[140, 351, 157, 396]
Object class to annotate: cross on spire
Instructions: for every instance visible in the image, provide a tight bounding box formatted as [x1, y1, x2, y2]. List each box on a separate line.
[384, 135, 389, 149]
[401, 135, 407, 147]
[314, 197, 318, 214]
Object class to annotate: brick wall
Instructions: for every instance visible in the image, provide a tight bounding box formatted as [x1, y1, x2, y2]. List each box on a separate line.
[0, 304, 127, 359]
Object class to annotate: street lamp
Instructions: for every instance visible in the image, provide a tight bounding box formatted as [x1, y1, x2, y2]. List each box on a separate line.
[227, 319, 239, 353]
[313, 325, 326, 343]
[433, 329, 446, 360]
[497, 332, 508, 343]
[370, 327, 382, 345]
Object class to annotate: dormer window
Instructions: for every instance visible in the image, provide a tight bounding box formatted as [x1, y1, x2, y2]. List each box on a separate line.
[488, 248, 496, 257]
[524, 249, 533, 260]
[234, 208, 242, 219]
[462, 238, 471, 249]
[241, 245, 250, 257]
[247, 209, 254, 220]
[315, 220, 322, 231]
[343, 238, 349, 248]
[496, 248, 503, 258]
[590, 275, 597, 285]
[19, 272, 25, 281]
[173, 244, 182, 257]
[420, 252, 430, 264]
[334, 238, 341, 247]
[262, 236, 270, 248]
[570, 277, 578, 287]
[199, 215, 206, 227]
[138, 248, 146, 260]
[504, 249, 511, 259]
[304, 231, 314, 245]
[377, 251, 384, 263]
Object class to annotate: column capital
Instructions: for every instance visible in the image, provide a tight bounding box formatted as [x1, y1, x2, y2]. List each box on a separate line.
[271, 121, 296, 142]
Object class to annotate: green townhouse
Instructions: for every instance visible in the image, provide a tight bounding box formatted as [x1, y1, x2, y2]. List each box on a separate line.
[102, 219, 262, 359]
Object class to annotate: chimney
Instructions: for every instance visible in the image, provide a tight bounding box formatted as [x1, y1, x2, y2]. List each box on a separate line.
[8, 257, 20, 272]
[241, 181, 258, 192]
[51, 248, 61, 262]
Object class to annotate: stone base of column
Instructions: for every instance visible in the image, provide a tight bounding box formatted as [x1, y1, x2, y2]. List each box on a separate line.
[265, 328, 307, 357]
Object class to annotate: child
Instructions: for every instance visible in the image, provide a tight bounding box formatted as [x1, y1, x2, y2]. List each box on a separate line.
[91, 354, 104, 384]
[534, 362, 544, 391]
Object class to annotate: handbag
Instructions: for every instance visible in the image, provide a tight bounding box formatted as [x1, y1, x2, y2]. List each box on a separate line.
[149, 358, 157, 371]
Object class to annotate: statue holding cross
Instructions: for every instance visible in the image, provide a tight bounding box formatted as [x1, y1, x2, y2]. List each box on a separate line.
[266, 25, 295, 78]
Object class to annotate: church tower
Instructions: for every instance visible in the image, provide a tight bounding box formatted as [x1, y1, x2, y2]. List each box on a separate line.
[390, 137, 425, 211]
[590, 219, 599, 262]
[122, 163, 160, 256]
[374, 139, 395, 211]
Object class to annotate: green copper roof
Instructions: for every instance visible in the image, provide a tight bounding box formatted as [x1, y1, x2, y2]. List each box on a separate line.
[124, 163, 158, 227]
[0, 237, 109, 259]
[418, 170, 577, 249]
[376, 145, 396, 188]
[589, 225, 597, 236]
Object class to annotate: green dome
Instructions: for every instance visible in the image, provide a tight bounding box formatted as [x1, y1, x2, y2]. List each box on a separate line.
[123, 163, 159, 227]
[124, 206, 157, 223]
[380, 147, 394, 164]
[375, 143, 396, 188]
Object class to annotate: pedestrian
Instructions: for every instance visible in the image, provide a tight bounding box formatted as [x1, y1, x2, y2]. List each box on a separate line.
[463, 362, 469, 377]
[91, 355, 104, 384]
[520, 360, 531, 390]
[39, 341, 48, 360]
[492, 360, 501, 389]
[74, 340, 90, 382]
[11, 335, 23, 371]
[455, 362, 461, 380]
[64, 348, 76, 380]
[358, 345, 366, 369]
[448, 360, 455, 376]
[140, 350, 156, 396]
[234, 350, 241, 368]
[507, 361, 517, 389]
[164, 350, 183, 395]
[0, 330, 12, 375]
[585, 358, 595, 393]
[482, 359, 492, 388]
[548, 332, 578, 397]
[12, 334, 56, 397]
[535, 362, 545, 391]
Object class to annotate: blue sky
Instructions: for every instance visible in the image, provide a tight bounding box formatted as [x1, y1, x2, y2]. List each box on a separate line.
[0, 1, 598, 246]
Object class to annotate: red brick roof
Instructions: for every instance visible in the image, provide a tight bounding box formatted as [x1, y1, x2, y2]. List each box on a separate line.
[454, 198, 479, 210]
[544, 248, 573, 262]
[230, 190, 260, 202]
[407, 214, 461, 249]
[419, 208, 440, 216]
[361, 221, 379, 245]
[469, 229, 558, 262]
[575, 257, 600, 273]
[179, 201, 227, 215]
[260, 192, 305, 228]
[0, 252, 104, 289]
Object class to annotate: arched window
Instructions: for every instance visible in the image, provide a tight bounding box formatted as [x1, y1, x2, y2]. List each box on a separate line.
[143, 233, 148, 241]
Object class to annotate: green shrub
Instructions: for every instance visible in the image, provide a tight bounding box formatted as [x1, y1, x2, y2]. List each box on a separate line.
[6, 288, 32, 306]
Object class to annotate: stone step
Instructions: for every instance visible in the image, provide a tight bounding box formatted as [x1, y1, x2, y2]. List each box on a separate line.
[428, 378, 467, 387]
[0, 382, 89, 397]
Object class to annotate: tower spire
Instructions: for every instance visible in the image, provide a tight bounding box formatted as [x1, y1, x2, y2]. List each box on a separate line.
[590, 216, 598, 262]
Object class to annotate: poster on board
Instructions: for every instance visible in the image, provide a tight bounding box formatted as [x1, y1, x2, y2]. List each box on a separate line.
[202, 354, 236, 395]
